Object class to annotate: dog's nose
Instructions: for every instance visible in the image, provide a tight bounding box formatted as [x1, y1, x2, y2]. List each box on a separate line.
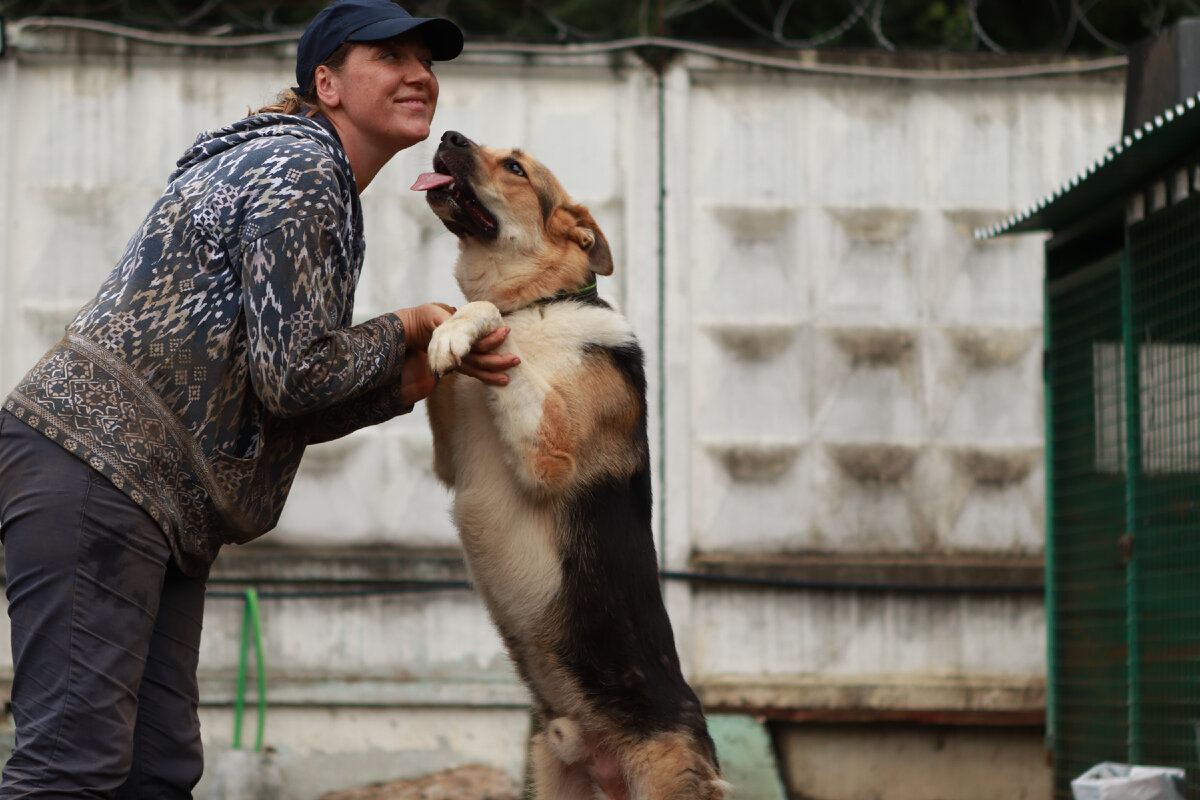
[441, 130, 472, 149]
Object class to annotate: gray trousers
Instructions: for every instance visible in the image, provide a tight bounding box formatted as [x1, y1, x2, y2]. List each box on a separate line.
[0, 411, 205, 798]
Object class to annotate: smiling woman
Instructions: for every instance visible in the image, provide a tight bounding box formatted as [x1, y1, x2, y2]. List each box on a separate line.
[313, 34, 440, 189]
[0, 1, 521, 796]
[252, 0, 459, 189]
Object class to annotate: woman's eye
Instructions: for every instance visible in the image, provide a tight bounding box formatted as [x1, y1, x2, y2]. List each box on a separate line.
[504, 160, 527, 178]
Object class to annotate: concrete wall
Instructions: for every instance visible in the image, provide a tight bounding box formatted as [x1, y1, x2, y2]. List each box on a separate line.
[0, 21, 1127, 799]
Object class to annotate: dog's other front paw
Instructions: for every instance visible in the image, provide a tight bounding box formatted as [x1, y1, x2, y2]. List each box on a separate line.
[427, 301, 504, 377]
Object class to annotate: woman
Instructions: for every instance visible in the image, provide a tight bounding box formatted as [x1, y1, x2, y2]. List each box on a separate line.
[0, 1, 514, 796]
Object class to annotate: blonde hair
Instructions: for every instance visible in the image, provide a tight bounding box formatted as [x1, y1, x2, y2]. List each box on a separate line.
[252, 41, 355, 116]
[253, 88, 312, 116]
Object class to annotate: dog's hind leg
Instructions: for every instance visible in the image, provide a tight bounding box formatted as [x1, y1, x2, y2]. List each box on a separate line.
[623, 735, 730, 800]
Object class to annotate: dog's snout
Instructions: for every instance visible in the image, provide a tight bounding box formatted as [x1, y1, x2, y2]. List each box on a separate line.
[441, 130, 472, 149]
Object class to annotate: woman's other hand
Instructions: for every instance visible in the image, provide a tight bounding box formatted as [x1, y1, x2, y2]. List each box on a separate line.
[458, 326, 519, 386]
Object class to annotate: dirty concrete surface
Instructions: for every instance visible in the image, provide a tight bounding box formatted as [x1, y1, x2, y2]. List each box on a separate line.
[316, 765, 520, 800]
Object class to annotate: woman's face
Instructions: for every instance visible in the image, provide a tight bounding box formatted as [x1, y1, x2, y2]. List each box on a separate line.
[320, 34, 440, 156]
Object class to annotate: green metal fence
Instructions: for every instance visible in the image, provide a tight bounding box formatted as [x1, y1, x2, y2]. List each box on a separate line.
[1045, 192, 1200, 799]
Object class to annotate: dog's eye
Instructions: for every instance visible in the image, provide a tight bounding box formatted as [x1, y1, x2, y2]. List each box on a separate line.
[503, 159, 527, 179]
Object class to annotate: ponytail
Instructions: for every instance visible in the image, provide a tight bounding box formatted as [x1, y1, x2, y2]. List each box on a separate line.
[252, 41, 355, 117]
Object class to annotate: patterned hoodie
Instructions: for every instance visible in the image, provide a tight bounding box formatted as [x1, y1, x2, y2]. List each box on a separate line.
[5, 113, 412, 577]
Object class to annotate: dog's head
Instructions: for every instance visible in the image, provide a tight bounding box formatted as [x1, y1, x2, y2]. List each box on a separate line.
[412, 130, 612, 309]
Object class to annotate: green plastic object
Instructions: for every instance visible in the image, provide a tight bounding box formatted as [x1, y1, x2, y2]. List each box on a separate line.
[232, 587, 267, 752]
[707, 713, 788, 800]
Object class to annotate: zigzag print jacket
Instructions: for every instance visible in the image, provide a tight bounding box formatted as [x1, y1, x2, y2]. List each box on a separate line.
[5, 113, 411, 577]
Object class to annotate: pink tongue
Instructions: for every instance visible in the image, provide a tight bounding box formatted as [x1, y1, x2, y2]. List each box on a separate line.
[410, 172, 454, 191]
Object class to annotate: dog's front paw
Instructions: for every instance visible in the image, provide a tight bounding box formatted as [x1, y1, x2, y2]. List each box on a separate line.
[428, 301, 503, 377]
[427, 322, 473, 377]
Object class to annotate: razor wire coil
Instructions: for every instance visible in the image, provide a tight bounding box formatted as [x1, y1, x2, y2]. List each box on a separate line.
[2, 0, 1200, 54]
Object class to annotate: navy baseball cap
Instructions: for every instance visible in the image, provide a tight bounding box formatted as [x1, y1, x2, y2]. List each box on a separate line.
[295, 0, 464, 94]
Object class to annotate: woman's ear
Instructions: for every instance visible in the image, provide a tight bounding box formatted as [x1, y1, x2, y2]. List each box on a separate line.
[314, 64, 341, 109]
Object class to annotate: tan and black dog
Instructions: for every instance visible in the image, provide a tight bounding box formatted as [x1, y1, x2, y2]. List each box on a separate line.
[412, 130, 729, 800]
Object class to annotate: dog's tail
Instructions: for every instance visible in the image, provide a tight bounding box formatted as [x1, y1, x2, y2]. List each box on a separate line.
[546, 717, 588, 765]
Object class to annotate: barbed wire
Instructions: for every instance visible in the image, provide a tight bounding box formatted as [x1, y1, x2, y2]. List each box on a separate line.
[2, 0, 1200, 54]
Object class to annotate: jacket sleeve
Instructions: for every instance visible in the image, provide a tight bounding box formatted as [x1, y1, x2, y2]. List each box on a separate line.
[241, 214, 407, 418]
[291, 378, 416, 445]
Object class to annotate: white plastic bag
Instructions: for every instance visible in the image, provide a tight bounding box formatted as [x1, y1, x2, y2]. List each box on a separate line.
[1070, 762, 1186, 800]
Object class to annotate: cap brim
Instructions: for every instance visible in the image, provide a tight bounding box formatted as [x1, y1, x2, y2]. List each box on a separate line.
[346, 17, 464, 60]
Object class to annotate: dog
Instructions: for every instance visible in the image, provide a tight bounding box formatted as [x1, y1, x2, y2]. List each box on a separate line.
[412, 130, 730, 800]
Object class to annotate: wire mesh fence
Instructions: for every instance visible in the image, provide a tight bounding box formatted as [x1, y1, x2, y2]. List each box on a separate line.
[1046, 252, 1131, 799]
[1, 0, 1199, 53]
[1126, 192, 1200, 799]
[1045, 187, 1200, 799]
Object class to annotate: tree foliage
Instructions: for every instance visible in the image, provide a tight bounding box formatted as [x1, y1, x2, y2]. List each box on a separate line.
[2, 0, 1198, 54]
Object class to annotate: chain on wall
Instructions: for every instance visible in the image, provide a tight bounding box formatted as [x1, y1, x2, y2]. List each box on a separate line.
[2, 0, 1200, 53]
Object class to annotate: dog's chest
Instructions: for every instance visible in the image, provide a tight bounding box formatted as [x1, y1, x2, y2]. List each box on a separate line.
[503, 302, 621, 370]
[446, 305, 598, 440]
[445, 304, 605, 488]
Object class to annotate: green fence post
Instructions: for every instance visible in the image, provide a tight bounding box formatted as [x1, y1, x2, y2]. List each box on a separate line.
[1119, 244, 1142, 764]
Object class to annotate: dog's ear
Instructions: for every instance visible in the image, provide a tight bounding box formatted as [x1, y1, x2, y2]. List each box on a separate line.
[571, 209, 614, 276]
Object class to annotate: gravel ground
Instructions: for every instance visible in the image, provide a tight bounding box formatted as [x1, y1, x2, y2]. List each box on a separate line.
[316, 765, 521, 800]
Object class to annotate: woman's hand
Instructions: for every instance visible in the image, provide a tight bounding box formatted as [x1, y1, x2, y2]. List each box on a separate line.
[397, 349, 438, 406]
[394, 303, 454, 353]
[393, 304, 520, 396]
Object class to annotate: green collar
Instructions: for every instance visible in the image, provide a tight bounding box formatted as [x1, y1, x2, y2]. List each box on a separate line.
[537, 278, 600, 306]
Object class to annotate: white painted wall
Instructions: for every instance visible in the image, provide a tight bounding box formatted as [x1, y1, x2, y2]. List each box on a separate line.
[0, 23, 1126, 797]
